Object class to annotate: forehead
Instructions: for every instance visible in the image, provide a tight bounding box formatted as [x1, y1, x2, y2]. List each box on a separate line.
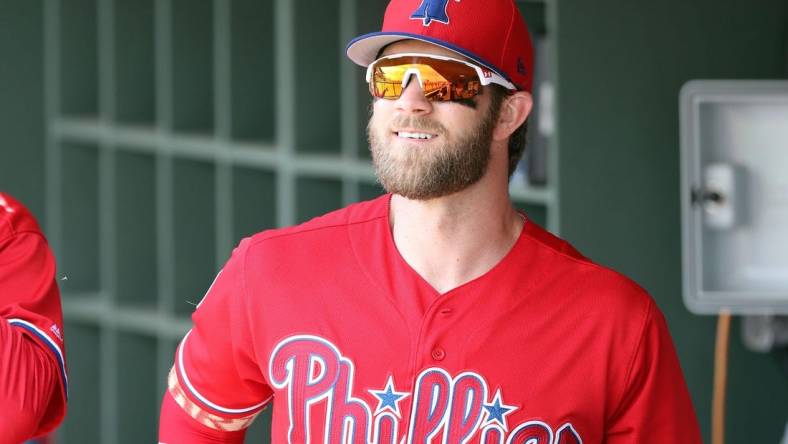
[379, 39, 471, 62]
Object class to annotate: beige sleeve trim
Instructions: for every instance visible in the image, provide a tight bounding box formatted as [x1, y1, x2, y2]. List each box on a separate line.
[168, 366, 263, 432]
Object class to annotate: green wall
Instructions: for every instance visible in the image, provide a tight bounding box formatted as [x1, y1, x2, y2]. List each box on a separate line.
[557, 1, 788, 442]
[0, 0, 45, 219]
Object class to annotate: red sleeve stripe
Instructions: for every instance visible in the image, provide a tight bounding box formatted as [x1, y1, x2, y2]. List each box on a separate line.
[7, 318, 68, 400]
[176, 330, 272, 415]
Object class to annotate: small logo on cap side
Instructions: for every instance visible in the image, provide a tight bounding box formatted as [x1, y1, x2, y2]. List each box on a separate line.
[517, 57, 527, 75]
[410, 0, 461, 26]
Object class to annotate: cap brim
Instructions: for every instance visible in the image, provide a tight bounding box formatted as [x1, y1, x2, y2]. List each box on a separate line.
[346, 31, 514, 86]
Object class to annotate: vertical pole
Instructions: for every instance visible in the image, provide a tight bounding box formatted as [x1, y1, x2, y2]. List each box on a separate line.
[712, 310, 731, 444]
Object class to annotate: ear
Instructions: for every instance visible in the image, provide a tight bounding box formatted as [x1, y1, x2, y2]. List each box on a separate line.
[492, 91, 533, 142]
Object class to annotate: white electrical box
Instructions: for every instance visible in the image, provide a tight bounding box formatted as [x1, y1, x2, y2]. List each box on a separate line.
[680, 80, 788, 315]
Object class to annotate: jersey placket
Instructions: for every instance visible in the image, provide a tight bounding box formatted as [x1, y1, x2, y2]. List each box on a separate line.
[399, 284, 477, 442]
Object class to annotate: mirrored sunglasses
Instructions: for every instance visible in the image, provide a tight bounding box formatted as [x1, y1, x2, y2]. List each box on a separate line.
[365, 53, 516, 102]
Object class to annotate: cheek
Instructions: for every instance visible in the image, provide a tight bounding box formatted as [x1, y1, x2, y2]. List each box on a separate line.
[371, 100, 394, 120]
[370, 103, 396, 132]
[368, 112, 386, 138]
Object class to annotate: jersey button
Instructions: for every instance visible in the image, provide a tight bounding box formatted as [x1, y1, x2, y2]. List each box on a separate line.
[431, 347, 446, 361]
[439, 308, 453, 316]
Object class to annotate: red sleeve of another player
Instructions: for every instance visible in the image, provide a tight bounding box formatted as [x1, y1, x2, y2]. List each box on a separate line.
[0, 215, 67, 438]
[160, 239, 273, 440]
[605, 303, 702, 443]
[0, 320, 62, 442]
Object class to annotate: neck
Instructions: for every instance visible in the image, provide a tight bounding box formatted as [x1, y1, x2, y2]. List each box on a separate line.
[389, 169, 523, 294]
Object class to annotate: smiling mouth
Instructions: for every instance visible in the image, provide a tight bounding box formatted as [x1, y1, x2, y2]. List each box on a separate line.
[395, 131, 436, 140]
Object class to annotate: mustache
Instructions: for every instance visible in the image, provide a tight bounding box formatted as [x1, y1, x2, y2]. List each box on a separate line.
[388, 115, 447, 135]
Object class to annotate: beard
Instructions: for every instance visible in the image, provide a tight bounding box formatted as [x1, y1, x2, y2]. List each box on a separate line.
[367, 104, 497, 201]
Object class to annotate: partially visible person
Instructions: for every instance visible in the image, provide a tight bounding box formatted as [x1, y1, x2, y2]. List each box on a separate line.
[0, 193, 67, 443]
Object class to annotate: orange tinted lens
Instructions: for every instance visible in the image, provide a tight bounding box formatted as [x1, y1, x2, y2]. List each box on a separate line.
[369, 56, 481, 101]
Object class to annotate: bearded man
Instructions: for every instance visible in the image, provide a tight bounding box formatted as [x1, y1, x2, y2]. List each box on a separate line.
[159, 0, 702, 442]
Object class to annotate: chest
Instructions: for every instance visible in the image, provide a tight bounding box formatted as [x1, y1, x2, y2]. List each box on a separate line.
[252, 279, 613, 444]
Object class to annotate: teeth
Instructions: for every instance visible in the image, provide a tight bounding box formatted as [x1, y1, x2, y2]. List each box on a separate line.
[397, 131, 434, 140]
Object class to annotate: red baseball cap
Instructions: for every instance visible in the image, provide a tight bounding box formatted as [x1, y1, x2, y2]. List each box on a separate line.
[346, 0, 534, 92]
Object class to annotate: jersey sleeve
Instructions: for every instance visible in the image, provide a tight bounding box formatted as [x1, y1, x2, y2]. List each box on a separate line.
[605, 302, 702, 443]
[160, 238, 273, 440]
[159, 387, 247, 444]
[0, 318, 62, 441]
[0, 197, 67, 437]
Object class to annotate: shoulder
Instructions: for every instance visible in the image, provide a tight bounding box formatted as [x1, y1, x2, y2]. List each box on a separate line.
[523, 220, 654, 322]
[227, 195, 389, 268]
[246, 194, 388, 248]
[0, 193, 43, 244]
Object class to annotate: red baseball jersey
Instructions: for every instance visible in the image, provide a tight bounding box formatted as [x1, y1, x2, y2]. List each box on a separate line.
[0, 193, 67, 438]
[160, 194, 701, 443]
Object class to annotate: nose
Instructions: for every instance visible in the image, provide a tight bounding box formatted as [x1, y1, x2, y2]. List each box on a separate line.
[395, 74, 433, 115]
